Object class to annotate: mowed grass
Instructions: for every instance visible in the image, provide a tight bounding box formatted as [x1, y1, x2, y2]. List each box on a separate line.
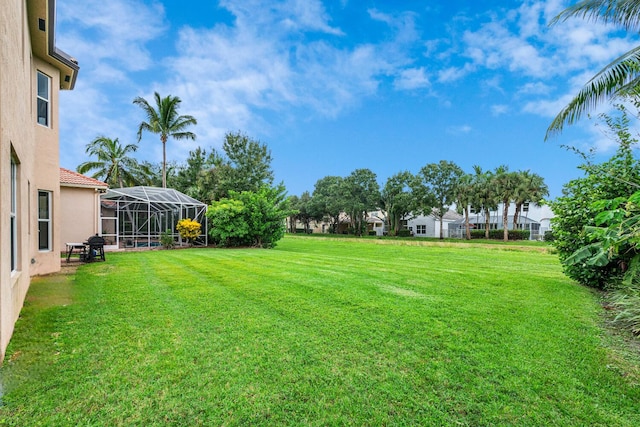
[1, 236, 639, 425]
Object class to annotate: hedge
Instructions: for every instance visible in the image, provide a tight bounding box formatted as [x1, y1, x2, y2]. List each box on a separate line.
[469, 229, 530, 240]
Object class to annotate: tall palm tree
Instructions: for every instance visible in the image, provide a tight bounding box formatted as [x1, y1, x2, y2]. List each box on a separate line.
[512, 171, 549, 229]
[133, 92, 197, 188]
[472, 165, 498, 239]
[494, 165, 519, 241]
[546, 0, 640, 138]
[77, 136, 140, 188]
[453, 173, 475, 240]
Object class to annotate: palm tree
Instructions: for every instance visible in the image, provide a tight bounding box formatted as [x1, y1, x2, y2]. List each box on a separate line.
[494, 166, 519, 241]
[472, 165, 498, 239]
[512, 171, 549, 229]
[453, 173, 475, 240]
[77, 136, 140, 188]
[546, 0, 640, 138]
[133, 92, 197, 188]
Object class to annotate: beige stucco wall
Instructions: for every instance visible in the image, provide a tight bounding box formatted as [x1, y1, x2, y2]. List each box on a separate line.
[29, 57, 62, 277]
[0, 0, 71, 359]
[1, 0, 36, 359]
[60, 186, 102, 246]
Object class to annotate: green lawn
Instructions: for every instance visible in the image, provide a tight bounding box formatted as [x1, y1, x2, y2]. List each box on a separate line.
[1, 236, 638, 425]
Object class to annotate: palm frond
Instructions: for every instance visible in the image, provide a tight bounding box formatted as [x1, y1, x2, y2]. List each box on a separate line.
[551, 0, 640, 32]
[545, 45, 640, 139]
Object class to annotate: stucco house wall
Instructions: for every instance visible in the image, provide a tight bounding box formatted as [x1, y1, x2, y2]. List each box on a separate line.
[59, 168, 108, 247]
[0, 0, 78, 359]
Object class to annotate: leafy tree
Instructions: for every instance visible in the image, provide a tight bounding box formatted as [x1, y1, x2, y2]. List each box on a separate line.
[417, 160, 463, 239]
[207, 185, 291, 248]
[453, 173, 475, 240]
[132, 160, 178, 187]
[134, 92, 197, 188]
[174, 147, 222, 203]
[310, 176, 346, 233]
[381, 171, 416, 236]
[220, 131, 274, 195]
[197, 132, 274, 201]
[551, 106, 640, 288]
[77, 136, 141, 188]
[342, 169, 380, 236]
[289, 191, 315, 233]
[546, 0, 640, 137]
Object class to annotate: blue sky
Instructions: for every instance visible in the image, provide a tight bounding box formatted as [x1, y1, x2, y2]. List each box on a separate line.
[55, 0, 639, 199]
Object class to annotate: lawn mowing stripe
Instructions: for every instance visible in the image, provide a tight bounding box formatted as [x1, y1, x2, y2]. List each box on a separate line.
[1, 236, 638, 426]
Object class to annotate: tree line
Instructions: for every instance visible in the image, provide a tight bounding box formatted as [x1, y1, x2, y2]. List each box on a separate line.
[290, 162, 548, 241]
[76, 93, 548, 244]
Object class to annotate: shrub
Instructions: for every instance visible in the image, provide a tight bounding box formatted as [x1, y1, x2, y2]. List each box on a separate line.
[470, 229, 530, 240]
[544, 230, 555, 242]
[160, 229, 174, 249]
[397, 229, 412, 237]
[610, 281, 640, 335]
[550, 113, 640, 289]
[176, 219, 201, 246]
[368, 231, 377, 236]
[207, 185, 292, 248]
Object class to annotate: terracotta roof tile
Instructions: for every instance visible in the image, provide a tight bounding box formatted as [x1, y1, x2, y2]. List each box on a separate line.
[60, 168, 108, 188]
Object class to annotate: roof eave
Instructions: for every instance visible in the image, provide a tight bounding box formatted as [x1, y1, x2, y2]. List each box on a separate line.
[61, 182, 109, 190]
[27, 0, 79, 90]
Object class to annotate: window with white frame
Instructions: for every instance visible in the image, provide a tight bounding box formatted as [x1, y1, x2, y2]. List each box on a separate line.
[37, 71, 50, 126]
[416, 224, 426, 234]
[11, 157, 18, 271]
[38, 190, 52, 251]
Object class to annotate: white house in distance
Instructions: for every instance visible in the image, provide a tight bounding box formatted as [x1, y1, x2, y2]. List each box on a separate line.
[368, 209, 463, 238]
[448, 203, 554, 239]
[364, 203, 553, 239]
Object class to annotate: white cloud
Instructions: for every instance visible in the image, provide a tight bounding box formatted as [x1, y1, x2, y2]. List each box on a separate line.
[219, 0, 343, 36]
[491, 105, 509, 116]
[446, 124, 473, 135]
[437, 63, 475, 83]
[517, 82, 553, 96]
[453, 0, 637, 80]
[394, 68, 430, 90]
[56, 0, 166, 72]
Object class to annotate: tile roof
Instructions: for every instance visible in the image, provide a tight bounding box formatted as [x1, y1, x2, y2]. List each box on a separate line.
[60, 168, 108, 189]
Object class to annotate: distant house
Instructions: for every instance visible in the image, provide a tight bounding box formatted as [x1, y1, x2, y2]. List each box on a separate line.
[365, 209, 462, 238]
[0, 0, 79, 359]
[59, 168, 108, 248]
[448, 203, 554, 239]
[408, 210, 463, 238]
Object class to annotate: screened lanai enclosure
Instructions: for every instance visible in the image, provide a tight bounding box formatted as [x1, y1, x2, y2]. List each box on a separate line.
[100, 187, 207, 250]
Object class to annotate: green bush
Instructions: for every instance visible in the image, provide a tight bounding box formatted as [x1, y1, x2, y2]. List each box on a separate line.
[544, 230, 555, 242]
[368, 231, 377, 236]
[470, 229, 530, 240]
[207, 185, 292, 248]
[160, 229, 174, 249]
[550, 137, 640, 288]
[397, 229, 412, 237]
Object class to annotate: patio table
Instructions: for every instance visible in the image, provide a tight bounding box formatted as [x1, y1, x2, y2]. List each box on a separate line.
[65, 242, 87, 262]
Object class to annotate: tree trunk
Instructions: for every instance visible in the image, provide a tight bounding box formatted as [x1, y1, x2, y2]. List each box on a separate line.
[513, 203, 521, 230]
[502, 201, 509, 241]
[484, 207, 490, 239]
[162, 139, 167, 188]
[465, 206, 471, 240]
[439, 213, 444, 240]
